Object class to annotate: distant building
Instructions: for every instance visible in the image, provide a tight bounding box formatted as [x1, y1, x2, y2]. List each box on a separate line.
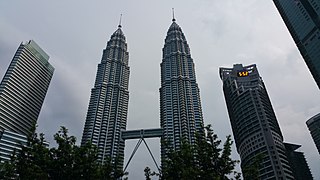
[306, 113, 320, 154]
[220, 64, 294, 179]
[0, 40, 54, 161]
[273, 0, 320, 89]
[0, 40, 54, 136]
[81, 24, 130, 169]
[284, 143, 313, 180]
[160, 17, 204, 161]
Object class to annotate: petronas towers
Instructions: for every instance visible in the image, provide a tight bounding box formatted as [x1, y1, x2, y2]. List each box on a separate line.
[81, 17, 205, 169]
[81, 24, 130, 168]
[160, 18, 204, 156]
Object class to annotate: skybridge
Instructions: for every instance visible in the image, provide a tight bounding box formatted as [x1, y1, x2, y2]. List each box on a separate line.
[121, 128, 163, 140]
[121, 128, 163, 173]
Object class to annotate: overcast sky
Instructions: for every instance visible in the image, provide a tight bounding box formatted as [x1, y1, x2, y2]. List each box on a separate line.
[1, 0, 319, 179]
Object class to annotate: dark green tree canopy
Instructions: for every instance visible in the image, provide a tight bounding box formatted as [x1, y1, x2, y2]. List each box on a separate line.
[146, 125, 241, 180]
[0, 126, 126, 180]
[1, 125, 243, 180]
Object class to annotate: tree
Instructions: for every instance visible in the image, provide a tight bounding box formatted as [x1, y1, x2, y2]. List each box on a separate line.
[0, 126, 127, 180]
[144, 166, 160, 180]
[242, 153, 264, 180]
[157, 124, 240, 180]
[95, 156, 128, 180]
[73, 142, 100, 179]
[15, 125, 50, 179]
[144, 167, 152, 180]
[197, 125, 239, 179]
[161, 142, 199, 180]
[49, 126, 77, 179]
[48, 126, 127, 179]
[0, 158, 16, 179]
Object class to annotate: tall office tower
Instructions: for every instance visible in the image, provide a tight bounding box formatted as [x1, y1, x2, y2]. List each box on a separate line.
[81, 24, 129, 169]
[306, 113, 320, 154]
[284, 143, 313, 180]
[160, 17, 204, 159]
[0, 40, 54, 136]
[220, 64, 294, 179]
[273, 0, 320, 89]
[0, 130, 27, 161]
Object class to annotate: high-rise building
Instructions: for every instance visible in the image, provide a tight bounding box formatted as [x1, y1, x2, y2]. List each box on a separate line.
[306, 113, 320, 154]
[0, 130, 27, 161]
[284, 143, 313, 180]
[273, 0, 320, 88]
[220, 64, 294, 179]
[160, 17, 204, 159]
[0, 40, 54, 136]
[81, 24, 130, 169]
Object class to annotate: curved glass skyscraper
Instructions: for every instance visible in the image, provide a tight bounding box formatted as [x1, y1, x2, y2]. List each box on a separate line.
[81, 24, 130, 169]
[220, 64, 294, 179]
[306, 113, 320, 155]
[160, 18, 204, 159]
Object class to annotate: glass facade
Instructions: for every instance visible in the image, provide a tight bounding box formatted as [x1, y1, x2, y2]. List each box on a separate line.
[306, 113, 320, 155]
[273, 0, 320, 89]
[0, 130, 27, 162]
[160, 19, 204, 160]
[284, 143, 313, 180]
[81, 25, 130, 169]
[0, 40, 54, 136]
[220, 64, 294, 179]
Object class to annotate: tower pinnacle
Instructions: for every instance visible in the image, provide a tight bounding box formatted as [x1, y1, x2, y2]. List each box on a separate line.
[81, 17, 130, 169]
[118, 14, 122, 28]
[172, 8, 175, 22]
[160, 15, 204, 164]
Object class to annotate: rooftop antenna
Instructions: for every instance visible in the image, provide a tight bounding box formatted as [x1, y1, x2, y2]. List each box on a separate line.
[118, 14, 122, 28]
[172, 8, 176, 22]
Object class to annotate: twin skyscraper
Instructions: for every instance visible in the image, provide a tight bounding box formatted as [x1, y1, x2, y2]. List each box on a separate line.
[1, 1, 319, 178]
[80, 17, 205, 171]
[80, 11, 313, 179]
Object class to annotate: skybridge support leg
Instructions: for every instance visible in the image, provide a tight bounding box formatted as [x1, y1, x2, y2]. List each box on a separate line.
[142, 138, 160, 173]
[123, 138, 143, 172]
[123, 138, 160, 174]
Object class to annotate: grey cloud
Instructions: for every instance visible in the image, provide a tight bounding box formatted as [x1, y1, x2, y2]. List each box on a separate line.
[1, 0, 319, 179]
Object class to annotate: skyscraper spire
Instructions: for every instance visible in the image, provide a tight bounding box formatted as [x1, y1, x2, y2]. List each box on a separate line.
[118, 14, 122, 28]
[172, 8, 175, 22]
[160, 18, 204, 161]
[81, 21, 130, 170]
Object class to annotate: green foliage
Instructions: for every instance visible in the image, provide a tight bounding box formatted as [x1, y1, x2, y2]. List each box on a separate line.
[15, 125, 51, 179]
[0, 126, 126, 180]
[154, 124, 240, 180]
[0, 158, 16, 179]
[95, 156, 128, 180]
[161, 142, 198, 180]
[49, 126, 77, 179]
[242, 153, 264, 180]
[1, 124, 243, 179]
[73, 142, 100, 179]
[144, 167, 152, 180]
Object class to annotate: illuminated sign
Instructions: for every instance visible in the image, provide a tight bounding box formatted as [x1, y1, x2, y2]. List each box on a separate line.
[237, 71, 249, 77]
